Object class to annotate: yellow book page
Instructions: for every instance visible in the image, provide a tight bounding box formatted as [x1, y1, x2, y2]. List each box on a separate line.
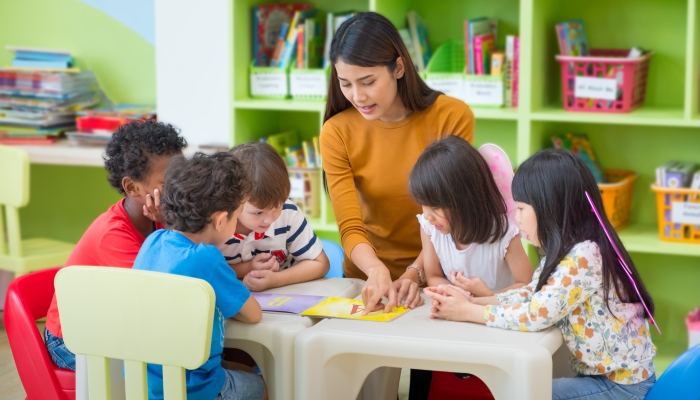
[301, 297, 410, 322]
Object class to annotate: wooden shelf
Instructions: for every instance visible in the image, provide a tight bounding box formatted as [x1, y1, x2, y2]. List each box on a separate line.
[618, 224, 700, 258]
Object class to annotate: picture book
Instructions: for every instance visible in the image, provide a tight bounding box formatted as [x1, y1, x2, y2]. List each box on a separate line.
[253, 3, 312, 67]
[555, 19, 589, 56]
[466, 17, 497, 74]
[473, 33, 495, 75]
[491, 51, 505, 76]
[252, 293, 326, 314]
[551, 133, 606, 183]
[301, 297, 411, 322]
[407, 11, 432, 72]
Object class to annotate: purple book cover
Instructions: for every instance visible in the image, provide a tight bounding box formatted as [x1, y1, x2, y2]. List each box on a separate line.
[252, 293, 326, 314]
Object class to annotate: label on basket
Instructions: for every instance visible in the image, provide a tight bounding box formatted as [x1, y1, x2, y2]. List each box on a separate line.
[290, 73, 327, 96]
[574, 77, 617, 100]
[425, 79, 465, 101]
[251, 73, 287, 96]
[289, 178, 305, 198]
[671, 202, 700, 225]
[464, 80, 503, 106]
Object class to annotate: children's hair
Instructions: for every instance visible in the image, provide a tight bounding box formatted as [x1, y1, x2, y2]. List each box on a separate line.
[323, 11, 441, 123]
[512, 149, 654, 318]
[161, 152, 250, 233]
[229, 142, 290, 209]
[104, 120, 187, 194]
[409, 136, 508, 245]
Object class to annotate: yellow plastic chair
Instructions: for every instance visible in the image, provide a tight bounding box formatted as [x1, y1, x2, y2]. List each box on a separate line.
[55, 266, 216, 400]
[0, 145, 74, 275]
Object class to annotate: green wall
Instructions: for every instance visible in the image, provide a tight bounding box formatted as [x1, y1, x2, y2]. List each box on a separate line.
[0, 0, 155, 243]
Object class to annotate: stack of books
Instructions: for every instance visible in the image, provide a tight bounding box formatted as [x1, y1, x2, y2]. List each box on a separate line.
[0, 49, 100, 145]
[67, 104, 156, 146]
[656, 161, 700, 189]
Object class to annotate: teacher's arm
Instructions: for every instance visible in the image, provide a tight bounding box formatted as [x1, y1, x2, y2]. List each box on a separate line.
[320, 126, 396, 314]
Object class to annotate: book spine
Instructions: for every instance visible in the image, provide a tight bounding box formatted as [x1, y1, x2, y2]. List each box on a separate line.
[297, 26, 305, 69]
[555, 24, 568, 56]
[491, 52, 504, 76]
[474, 36, 484, 75]
[279, 27, 298, 68]
[270, 23, 289, 68]
[512, 36, 520, 108]
[464, 21, 470, 74]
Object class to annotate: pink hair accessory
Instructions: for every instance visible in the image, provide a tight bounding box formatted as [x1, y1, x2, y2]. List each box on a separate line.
[585, 191, 661, 335]
[478, 144, 522, 236]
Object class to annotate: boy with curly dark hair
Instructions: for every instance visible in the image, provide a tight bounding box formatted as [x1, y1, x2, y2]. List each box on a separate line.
[133, 152, 267, 400]
[44, 120, 187, 371]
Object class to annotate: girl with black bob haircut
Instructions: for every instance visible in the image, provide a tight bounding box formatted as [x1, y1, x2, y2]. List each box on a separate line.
[408, 136, 533, 297]
[425, 149, 657, 400]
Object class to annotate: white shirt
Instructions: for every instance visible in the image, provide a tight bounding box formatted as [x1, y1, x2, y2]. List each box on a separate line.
[220, 201, 323, 270]
[417, 214, 519, 292]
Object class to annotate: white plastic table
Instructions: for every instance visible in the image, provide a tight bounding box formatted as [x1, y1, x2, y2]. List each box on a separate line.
[294, 293, 565, 400]
[224, 278, 365, 400]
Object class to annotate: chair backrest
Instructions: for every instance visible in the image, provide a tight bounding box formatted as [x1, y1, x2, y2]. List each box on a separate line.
[3, 267, 73, 400]
[321, 239, 344, 278]
[55, 266, 216, 400]
[646, 344, 700, 400]
[0, 145, 29, 258]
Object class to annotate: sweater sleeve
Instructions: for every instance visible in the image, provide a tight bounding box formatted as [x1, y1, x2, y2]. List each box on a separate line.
[320, 122, 373, 256]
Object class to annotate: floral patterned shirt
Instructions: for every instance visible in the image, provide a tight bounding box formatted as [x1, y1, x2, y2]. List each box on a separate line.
[484, 241, 656, 385]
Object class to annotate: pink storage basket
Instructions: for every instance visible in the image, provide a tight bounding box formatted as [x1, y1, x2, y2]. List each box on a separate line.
[556, 49, 653, 113]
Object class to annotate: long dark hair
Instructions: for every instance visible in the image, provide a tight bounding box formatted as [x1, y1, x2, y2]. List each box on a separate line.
[409, 136, 508, 245]
[323, 12, 441, 123]
[512, 149, 654, 318]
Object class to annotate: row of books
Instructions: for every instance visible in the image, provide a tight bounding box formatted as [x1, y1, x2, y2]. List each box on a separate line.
[66, 104, 157, 146]
[0, 47, 101, 145]
[656, 161, 700, 189]
[260, 130, 319, 168]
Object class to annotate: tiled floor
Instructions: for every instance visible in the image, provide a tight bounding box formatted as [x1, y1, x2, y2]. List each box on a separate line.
[0, 313, 27, 400]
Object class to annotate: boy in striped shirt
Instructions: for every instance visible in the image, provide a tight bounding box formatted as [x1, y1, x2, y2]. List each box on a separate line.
[221, 142, 330, 291]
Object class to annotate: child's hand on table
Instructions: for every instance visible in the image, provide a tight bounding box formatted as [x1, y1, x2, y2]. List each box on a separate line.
[449, 271, 494, 297]
[143, 189, 167, 225]
[243, 269, 277, 292]
[251, 253, 280, 272]
[424, 284, 486, 324]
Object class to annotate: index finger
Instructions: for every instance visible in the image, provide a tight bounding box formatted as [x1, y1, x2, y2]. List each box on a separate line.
[363, 292, 385, 315]
[153, 188, 161, 207]
[384, 284, 397, 313]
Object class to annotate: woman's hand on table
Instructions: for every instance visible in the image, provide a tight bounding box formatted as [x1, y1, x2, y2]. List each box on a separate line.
[361, 265, 396, 315]
[393, 276, 424, 309]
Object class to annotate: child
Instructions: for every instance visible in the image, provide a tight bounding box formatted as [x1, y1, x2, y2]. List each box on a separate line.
[133, 152, 267, 400]
[221, 142, 329, 291]
[408, 136, 533, 296]
[44, 120, 186, 371]
[425, 149, 657, 400]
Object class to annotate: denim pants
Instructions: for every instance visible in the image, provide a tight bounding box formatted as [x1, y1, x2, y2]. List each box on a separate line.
[553, 374, 656, 400]
[44, 328, 76, 371]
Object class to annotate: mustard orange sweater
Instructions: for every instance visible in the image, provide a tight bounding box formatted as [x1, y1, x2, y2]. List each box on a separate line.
[320, 95, 475, 280]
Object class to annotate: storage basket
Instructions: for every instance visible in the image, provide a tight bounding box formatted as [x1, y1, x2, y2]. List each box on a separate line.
[288, 167, 320, 218]
[422, 41, 504, 107]
[598, 170, 637, 230]
[290, 66, 329, 100]
[688, 307, 700, 349]
[250, 61, 289, 99]
[651, 185, 700, 243]
[555, 49, 653, 113]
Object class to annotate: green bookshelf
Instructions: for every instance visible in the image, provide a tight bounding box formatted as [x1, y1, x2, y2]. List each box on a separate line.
[224, 0, 700, 368]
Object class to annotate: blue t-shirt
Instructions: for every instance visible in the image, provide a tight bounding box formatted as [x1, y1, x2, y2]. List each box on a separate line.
[133, 230, 250, 400]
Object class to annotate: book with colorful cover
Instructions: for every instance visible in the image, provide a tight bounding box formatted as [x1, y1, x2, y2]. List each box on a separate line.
[406, 11, 432, 72]
[551, 133, 606, 183]
[466, 17, 497, 74]
[473, 33, 496, 75]
[253, 3, 312, 67]
[270, 23, 290, 67]
[555, 19, 589, 56]
[278, 8, 318, 69]
[252, 293, 326, 314]
[301, 297, 411, 322]
[297, 25, 305, 69]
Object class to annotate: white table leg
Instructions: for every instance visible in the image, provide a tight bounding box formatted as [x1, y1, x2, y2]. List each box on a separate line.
[76, 354, 88, 400]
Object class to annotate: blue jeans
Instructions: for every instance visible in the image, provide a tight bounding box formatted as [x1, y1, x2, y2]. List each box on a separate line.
[44, 328, 76, 371]
[553, 374, 656, 400]
[215, 367, 265, 400]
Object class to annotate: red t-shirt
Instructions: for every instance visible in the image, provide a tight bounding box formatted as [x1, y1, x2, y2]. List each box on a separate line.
[45, 199, 163, 337]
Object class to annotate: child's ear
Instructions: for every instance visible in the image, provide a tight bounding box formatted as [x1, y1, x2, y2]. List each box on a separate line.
[212, 211, 229, 232]
[122, 177, 140, 197]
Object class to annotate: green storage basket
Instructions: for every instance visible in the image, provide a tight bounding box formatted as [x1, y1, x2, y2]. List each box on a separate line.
[423, 41, 504, 107]
[250, 60, 290, 99]
[290, 66, 330, 101]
